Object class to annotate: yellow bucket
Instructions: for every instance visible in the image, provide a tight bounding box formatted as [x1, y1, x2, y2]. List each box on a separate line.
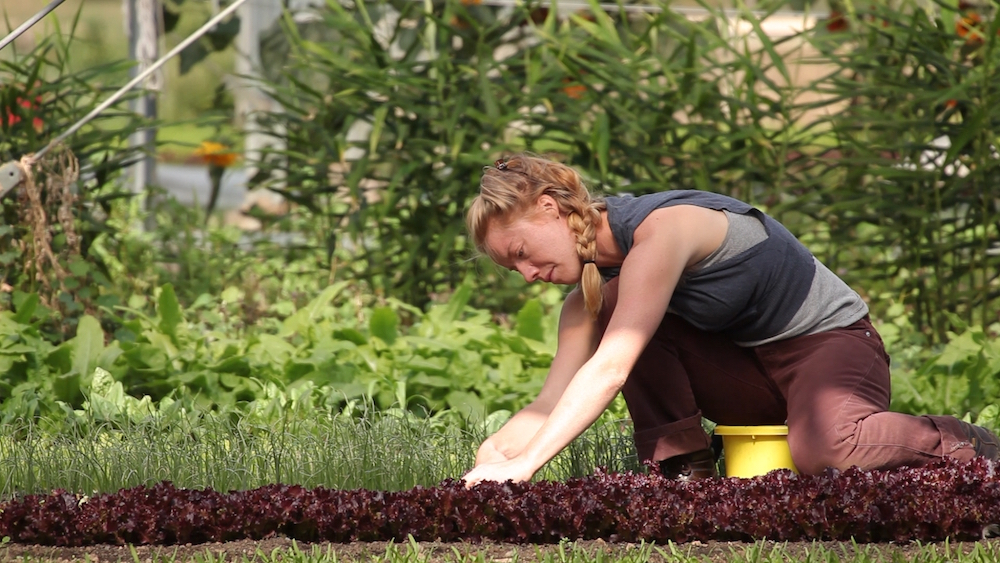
[713, 425, 798, 478]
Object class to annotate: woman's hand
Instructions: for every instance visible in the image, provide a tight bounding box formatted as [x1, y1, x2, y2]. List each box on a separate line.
[462, 456, 536, 488]
[475, 439, 510, 466]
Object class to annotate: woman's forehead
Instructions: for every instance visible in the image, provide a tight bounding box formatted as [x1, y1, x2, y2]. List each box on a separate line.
[483, 219, 525, 263]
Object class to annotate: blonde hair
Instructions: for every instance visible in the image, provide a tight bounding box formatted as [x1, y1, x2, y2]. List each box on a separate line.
[466, 153, 606, 318]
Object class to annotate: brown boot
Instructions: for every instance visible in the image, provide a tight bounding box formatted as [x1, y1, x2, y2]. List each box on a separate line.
[958, 421, 1000, 461]
[659, 449, 718, 481]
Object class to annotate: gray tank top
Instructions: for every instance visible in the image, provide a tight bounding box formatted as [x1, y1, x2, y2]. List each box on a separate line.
[600, 191, 868, 346]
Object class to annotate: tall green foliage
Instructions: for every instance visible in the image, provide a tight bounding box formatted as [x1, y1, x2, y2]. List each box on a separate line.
[250, 0, 1000, 335]
[249, 0, 820, 309]
[796, 1, 1000, 340]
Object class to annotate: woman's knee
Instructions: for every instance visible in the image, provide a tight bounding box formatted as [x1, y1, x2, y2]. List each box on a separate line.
[787, 428, 854, 475]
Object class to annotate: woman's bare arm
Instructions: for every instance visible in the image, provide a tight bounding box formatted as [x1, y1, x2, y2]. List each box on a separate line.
[474, 287, 598, 465]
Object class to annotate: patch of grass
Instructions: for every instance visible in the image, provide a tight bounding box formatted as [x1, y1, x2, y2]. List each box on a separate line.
[0, 410, 637, 497]
[6, 537, 1000, 563]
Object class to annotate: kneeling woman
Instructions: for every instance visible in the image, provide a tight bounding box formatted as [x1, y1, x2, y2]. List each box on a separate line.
[461, 153, 999, 486]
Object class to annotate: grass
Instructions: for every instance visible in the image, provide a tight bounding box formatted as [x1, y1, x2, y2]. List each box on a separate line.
[0, 410, 639, 497]
[5, 537, 1000, 563]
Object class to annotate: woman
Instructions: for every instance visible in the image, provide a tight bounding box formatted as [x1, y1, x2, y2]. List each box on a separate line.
[461, 153, 999, 487]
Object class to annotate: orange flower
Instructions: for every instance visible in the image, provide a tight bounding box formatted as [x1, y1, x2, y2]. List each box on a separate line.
[945, 99, 958, 108]
[562, 83, 586, 99]
[956, 11, 983, 42]
[195, 141, 239, 168]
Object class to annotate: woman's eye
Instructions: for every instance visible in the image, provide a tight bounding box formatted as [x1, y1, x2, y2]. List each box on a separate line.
[517, 249, 524, 258]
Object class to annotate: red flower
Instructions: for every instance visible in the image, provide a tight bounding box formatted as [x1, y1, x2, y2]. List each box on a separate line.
[826, 10, 849, 32]
[4, 95, 43, 132]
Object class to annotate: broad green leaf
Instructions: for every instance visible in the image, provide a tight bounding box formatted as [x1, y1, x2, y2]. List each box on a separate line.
[53, 371, 82, 405]
[12, 293, 38, 324]
[935, 331, 981, 368]
[47, 344, 73, 374]
[90, 367, 117, 397]
[432, 281, 473, 326]
[446, 390, 486, 422]
[157, 284, 183, 343]
[515, 299, 545, 342]
[250, 334, 298, 366]
[370, 306, 399, 345]
[401, 356, 448, 374]
[71, 315, 105, 379]
[409, 374, 452, 388]
[280, 281, 349, 337]
[334, 328, 369, 346]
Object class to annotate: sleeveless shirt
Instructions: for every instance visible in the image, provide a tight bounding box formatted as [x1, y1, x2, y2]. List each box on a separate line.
[599, 191, 868, 346]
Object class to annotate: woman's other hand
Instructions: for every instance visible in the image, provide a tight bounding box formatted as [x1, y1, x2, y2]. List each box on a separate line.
[462, 456, 536, 488]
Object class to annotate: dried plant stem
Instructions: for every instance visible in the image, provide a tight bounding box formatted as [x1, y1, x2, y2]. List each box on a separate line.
[17, 147, 80, 308]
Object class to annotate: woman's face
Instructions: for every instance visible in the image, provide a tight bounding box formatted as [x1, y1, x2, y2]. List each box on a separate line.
[483, 195, 582, 285]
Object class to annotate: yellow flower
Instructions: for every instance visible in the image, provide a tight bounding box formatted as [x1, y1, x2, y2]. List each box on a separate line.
[195, 141, 239, 168]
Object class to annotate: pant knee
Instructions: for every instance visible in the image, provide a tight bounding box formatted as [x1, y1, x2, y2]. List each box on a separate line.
[788, 431, 854, 475]
[789, 442, 828, 475]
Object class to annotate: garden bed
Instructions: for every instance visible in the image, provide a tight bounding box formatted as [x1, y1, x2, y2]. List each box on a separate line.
[3, 458, 999, 548]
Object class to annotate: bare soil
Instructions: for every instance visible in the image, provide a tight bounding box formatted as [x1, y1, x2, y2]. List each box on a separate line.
[3, 537, 1000, 562]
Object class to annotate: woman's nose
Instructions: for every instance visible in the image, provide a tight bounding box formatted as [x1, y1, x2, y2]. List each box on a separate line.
[517, 264, 539, 283]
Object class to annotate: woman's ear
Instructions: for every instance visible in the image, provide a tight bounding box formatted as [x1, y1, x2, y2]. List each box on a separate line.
[536, 194, 561, 217]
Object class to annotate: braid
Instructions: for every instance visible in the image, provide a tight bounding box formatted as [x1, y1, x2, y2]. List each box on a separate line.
[565, 204, 604, 318]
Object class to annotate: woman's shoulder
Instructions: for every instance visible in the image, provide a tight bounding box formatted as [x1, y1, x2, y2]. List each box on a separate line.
[606, 190, 753, 213]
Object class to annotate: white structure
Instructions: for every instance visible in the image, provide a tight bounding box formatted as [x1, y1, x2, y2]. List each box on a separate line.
[123, 0, 161, 209]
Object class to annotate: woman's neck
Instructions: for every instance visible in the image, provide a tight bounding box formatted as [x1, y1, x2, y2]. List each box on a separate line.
[594, 210, 625, 267]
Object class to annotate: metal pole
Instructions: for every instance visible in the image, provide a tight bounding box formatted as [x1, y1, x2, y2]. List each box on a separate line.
[32, 0, 253, 162]
[0, 0, 68, 53]
[236, 0, 284, 183]
[124, 0, 161, 223]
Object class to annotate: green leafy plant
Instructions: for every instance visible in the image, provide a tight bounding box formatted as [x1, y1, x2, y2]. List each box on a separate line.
[794, 0, 1000, 341]
[0, 11, 146, 340]
[889, 313, 1000, 430]
[243, 0, 1000, 332]
[0, 279, 568, 426]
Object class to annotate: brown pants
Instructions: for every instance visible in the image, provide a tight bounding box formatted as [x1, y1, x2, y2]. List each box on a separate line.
[599, 282, 976, 475]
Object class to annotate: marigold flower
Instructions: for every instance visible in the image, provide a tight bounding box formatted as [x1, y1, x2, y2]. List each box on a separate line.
[562, 82, 586, 99]
[195, 141, 239, 168]
[956, 11, 983, 43]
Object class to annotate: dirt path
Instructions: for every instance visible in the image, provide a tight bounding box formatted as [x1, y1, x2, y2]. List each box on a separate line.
[4, 537, 1000, 562]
